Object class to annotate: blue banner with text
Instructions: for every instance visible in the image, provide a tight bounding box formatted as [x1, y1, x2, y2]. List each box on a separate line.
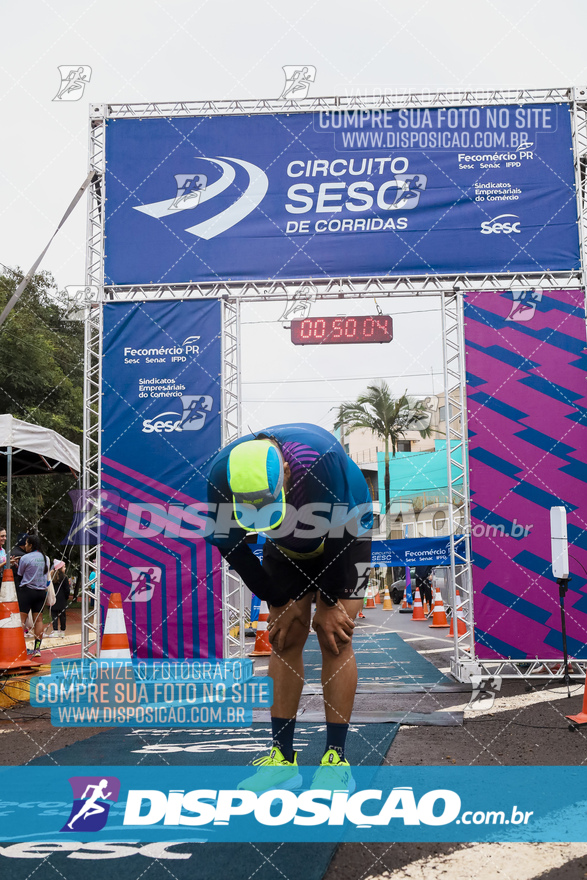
[0, 766, 585, 843]
[104, 105, 579, 283]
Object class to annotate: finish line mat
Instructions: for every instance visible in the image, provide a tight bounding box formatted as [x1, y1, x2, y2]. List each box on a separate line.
[0, 842, 336, 880]
[301, 631, 453, 689]
[18, 724, 399, 880]
[6, 635, 436, 879]
[33, 721, 398, 767]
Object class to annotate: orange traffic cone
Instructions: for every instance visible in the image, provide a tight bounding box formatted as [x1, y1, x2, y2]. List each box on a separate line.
[365, 584, 376, 609]
[358, 593, 367, 618]
[411, 586, 426, 621]
[358, 592, 366, 617]
[0, 568, 41, 670]
[101, 593, 132, 658]
[399, 589, 413, 614]
[447, 589, 467, 637]
[383, 584, 393, 610]
[567, 675, 587, 726]
[374, 587, 382, 605]
[250, 601, 272, 656]
[429, 586, 450, 629]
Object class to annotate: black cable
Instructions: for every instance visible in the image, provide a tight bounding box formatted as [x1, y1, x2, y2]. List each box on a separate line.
[0, 713, 52, 721]
[569, 555, 587, 578]
[510, 720, 584, 730]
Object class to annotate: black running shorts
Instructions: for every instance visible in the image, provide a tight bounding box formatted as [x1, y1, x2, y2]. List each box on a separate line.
[17, 585, 47, 615]
[262, 537, 371, 606]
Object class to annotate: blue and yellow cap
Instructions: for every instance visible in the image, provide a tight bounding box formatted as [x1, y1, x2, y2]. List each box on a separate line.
[227, 439, 286, 531]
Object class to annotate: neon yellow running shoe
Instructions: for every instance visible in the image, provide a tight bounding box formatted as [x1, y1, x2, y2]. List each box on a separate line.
[310, 749, 356, 793]
[236, 746, 303, 793]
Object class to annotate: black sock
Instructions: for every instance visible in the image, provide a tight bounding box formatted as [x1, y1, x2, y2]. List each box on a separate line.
[33, 638, 42, 651]
[326, 722, 349, 760]
[271, 716, 296, 762]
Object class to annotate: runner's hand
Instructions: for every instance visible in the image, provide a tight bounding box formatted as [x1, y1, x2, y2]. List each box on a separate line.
[312, 600, 355, 655]
[267, 599, 308, 652]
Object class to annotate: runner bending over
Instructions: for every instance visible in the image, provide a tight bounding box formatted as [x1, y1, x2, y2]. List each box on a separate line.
[205, 423, 372, 791]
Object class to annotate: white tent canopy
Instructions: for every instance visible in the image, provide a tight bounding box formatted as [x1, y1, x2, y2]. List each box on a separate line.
[0, 415, 80, 553]
[0, 414, 80, 476]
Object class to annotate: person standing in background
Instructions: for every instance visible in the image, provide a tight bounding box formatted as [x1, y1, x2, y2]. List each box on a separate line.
[16, 534, 50, 658]
[48, 560, 70, 637]
[414, 565, 433, 612]
[10, 533, 28, 587]
[0, 527, 6, 570]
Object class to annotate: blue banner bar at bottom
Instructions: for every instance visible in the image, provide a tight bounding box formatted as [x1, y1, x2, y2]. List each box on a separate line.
[0, 766, 583, 843]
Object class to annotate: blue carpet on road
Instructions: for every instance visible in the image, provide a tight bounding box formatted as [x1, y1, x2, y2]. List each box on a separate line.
[13, 632, 439, 879]
[34, 721, 397, 767]
[303, 631, 451, 686]
[23, 723, 399, 880]
[0, 842, 339, 880]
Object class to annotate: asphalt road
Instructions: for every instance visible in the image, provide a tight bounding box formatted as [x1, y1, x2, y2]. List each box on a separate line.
[2, 606, 587, 878]
[322, 609, 587, 879]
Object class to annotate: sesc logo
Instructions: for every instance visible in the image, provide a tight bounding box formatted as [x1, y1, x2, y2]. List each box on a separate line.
[480, 214, 521, 235]
[141, 396, 213, 434]
[142, 411, 182, 434]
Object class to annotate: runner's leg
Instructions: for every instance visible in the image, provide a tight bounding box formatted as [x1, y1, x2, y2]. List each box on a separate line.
[268, 593, 313, 718]
[317, 598, 363, 723]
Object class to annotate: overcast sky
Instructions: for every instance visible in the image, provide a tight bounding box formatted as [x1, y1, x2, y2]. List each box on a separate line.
[2, 0, 586, 430]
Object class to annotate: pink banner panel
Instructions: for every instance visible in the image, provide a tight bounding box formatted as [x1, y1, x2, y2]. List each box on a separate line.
[465, 289, 587, 661]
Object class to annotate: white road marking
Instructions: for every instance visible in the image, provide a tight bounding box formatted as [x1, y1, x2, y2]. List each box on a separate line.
[365, 842, 587, 880]
[439, 685, 580, 718]
[401, 634, 452, 645]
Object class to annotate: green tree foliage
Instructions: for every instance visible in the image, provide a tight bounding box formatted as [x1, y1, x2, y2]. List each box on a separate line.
[0, 269, 83, 559]
[334, 382, 433, 537]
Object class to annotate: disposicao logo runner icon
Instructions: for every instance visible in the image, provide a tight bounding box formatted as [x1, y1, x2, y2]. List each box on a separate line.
[61, 776, 121, 832]
[505, 289, 543, 322]
[53, 66, 92, 101]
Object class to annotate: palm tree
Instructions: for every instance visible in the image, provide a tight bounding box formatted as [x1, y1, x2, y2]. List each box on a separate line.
[334, 382, 433, 537]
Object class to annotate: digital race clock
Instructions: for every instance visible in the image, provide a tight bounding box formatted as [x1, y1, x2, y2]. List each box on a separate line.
[290, 315, 393, 345]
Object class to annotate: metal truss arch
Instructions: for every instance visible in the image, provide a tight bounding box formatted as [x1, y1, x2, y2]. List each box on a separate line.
[100, 87, 574, 120]
[83, 88, 587, 682]
[82, 113, 106, 659]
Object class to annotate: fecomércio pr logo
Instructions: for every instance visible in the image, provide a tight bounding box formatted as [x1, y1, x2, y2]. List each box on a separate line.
[61, 776, 120, 833]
